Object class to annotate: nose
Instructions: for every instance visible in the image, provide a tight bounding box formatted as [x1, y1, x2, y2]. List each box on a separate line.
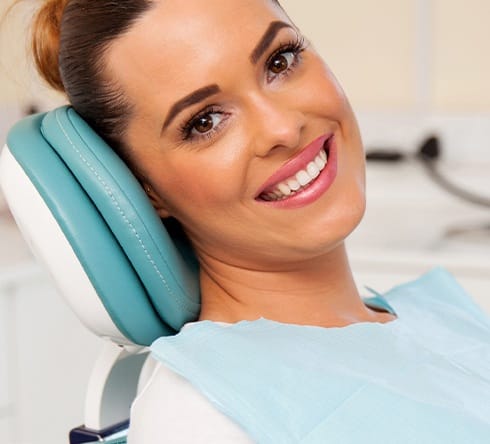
[248, 92, 306, 158]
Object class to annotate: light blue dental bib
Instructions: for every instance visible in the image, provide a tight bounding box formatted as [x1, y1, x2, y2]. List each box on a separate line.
[151, 268, 490, 443]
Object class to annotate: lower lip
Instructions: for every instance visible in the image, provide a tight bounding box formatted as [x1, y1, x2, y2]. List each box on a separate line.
[258, 136, 338, 209]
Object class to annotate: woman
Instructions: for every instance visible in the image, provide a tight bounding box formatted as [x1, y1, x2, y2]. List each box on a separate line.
[20, 0, 490, 442]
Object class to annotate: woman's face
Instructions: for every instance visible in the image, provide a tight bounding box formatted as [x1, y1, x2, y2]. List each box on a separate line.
[107, 0, 366, 269]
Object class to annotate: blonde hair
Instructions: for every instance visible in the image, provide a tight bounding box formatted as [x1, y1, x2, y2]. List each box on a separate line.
[31, 0, 68, 92]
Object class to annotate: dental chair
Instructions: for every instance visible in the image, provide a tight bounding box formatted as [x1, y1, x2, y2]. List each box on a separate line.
[0, 106, 201, 443]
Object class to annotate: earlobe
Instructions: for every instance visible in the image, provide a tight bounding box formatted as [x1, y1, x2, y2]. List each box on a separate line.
[142, 182, 172, 219]
[155, 206, 171, 219]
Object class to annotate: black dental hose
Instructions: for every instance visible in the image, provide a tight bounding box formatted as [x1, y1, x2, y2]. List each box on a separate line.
[366, 136, 490, 209]
[416, 136, 490, 209]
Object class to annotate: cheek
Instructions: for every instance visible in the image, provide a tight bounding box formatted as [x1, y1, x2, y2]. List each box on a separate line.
[150, 146, 247, 213]
[300, 56, 356, 123]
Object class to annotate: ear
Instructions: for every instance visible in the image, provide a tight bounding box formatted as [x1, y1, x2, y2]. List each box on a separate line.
[142, 182, 172, 219]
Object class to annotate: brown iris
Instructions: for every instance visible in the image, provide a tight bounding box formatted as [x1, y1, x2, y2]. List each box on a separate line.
[194, 115, 214, 133]
[270, 54, 289, 74]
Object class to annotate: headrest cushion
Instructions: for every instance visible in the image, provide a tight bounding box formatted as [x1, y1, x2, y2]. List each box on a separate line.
[6, 107, 201, 345]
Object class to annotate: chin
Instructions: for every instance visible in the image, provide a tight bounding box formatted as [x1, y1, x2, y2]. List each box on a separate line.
[315, 186, 366, 251]
[340, 200, 366, 239]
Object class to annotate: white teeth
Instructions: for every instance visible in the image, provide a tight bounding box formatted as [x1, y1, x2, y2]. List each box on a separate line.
[315, 156, 326, 170]
[296, 170, 311, 187]
[287, 178, 301, 191]
[306, 161, 320, 179]
[277, 183, 292, 196]
[260, 148, 329, 202]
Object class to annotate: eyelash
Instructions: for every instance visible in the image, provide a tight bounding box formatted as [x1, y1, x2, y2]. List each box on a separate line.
[179, 35, 308, 142]
[179, 105, 229, 143]
[265, 35, 307, 82]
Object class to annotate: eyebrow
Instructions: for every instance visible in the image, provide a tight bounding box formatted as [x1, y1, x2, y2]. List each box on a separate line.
[161, 84, 221, 132]
[250, 21, 294, 64]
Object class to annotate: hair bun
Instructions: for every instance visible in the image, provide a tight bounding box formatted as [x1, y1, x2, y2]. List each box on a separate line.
[31, 0, 69, 92]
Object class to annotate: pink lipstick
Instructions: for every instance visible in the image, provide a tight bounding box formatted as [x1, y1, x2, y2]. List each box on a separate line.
[255, 134, 338, 209]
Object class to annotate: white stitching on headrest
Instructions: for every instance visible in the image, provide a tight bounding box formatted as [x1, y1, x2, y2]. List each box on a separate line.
[54, 110, 190, 315]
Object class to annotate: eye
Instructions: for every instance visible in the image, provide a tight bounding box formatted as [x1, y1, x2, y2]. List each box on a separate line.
[180, 107, 229, 142]
[268, 51, 296, 75]
[266, 37, 307, 82]
[193, 113, 217, 134]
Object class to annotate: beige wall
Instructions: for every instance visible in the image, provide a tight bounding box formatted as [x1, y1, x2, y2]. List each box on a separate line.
[432, 0, 490, 110]
[282, 0, 417, 109]
[281, 0, 490, 112]
[0, 1, 63, 108]
[0, 1, 489, 112]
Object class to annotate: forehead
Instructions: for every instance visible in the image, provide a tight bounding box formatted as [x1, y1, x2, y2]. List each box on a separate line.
[106, 0, 290, 119]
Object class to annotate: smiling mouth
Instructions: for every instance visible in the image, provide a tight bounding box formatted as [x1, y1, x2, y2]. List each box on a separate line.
[257, 138, 331, 202]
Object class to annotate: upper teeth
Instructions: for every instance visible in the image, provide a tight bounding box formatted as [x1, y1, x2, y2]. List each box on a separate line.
[261, 149, 328, 201]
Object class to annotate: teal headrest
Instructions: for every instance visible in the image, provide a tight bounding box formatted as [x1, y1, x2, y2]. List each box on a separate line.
[6, 106, 200, 345]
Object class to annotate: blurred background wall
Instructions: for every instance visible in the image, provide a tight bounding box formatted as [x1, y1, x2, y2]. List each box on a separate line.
[284, 0, 490, 111]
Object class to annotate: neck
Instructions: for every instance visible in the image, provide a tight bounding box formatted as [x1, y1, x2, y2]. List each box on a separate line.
[198, 243, 394, 327]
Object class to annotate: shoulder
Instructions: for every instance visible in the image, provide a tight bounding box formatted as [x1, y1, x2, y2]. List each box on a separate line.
[128, 356, 252, 443]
